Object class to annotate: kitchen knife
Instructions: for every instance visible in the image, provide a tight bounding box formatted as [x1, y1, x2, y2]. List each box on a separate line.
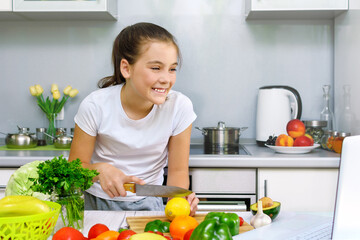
[124, 183, 192, 197]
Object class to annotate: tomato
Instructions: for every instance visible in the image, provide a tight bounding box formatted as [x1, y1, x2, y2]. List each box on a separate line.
[183, 229, 194, 240]
[169, 216, 198, 240]
[52, 227, 85, 240]
[94, 230, 119, 240]
[239, 216, 244, 226]
[88, 223, 110, 239]
[117, 229, 136, 240]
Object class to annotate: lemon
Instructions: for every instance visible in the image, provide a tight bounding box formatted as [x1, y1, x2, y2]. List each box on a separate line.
[165, 197, 191, 221]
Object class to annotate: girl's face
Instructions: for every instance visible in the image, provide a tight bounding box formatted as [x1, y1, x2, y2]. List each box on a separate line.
[123, 41, 178, 106]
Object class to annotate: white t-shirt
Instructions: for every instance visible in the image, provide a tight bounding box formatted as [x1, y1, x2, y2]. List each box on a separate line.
[74, 84, 197, 201]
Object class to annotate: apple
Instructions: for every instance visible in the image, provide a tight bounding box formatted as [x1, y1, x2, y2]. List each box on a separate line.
[286, 119, 306, 139]
[304, 134, 314, 145]
[294, 135, 314, 147]
[275, 134, 294, 147]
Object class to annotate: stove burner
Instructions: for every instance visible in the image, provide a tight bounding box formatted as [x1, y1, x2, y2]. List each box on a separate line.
[190, 144, 249, 155]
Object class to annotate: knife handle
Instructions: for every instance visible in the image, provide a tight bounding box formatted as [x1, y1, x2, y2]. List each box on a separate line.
[124, 183, 136, 193]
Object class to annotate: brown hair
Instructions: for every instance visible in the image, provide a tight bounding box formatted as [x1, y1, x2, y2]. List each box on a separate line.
[98, 22, 181, 88]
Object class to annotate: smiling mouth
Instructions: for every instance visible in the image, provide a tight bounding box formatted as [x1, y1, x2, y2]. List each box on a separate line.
[153, 88, 167, 93]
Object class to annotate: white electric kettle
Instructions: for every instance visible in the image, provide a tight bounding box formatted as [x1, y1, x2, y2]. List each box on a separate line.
[256, 86, 302, 146]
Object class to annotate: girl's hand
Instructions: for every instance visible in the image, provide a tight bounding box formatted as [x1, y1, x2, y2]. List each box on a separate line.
[186, 192, 199, 216]
[96, 162, 145, 198]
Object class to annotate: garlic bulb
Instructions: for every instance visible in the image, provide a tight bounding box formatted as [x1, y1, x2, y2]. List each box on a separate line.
[250, 200, 272, 229]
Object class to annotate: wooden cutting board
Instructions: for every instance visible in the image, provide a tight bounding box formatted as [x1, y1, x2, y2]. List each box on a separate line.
[126, 214, 254, 237]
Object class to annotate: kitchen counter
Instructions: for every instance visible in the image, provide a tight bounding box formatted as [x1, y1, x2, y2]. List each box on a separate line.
[0, 142, 340, 168]
[82, 210, 333, 240]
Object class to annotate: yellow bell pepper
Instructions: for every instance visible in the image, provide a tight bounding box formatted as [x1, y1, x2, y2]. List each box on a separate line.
[0, 195, 50, 217]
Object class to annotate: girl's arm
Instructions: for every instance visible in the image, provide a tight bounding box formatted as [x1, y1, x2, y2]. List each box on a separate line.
[167, 124, 199, 215]
[68, 124, 145, 198]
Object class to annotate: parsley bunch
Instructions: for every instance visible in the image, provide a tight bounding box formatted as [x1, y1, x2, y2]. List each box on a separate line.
[31, 155, 98, 196]
[31, 155, 98, 229]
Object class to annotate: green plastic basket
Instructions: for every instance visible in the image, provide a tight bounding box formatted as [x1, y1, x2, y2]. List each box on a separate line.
[0, 200, 61, 240]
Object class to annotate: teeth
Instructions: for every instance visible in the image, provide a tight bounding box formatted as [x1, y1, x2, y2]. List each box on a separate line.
[153, 88, 166, 93]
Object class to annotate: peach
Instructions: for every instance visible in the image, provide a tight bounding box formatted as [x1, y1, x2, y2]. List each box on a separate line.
[286, 119, 306, 139]
[275, 134, 294, 147]
[294, 135, 314, 147]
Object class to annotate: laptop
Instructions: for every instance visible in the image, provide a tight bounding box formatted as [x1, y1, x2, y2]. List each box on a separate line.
[235, 135, 360, 240]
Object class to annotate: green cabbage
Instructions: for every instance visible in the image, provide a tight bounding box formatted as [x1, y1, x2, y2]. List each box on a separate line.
[5, 160, 50, 201]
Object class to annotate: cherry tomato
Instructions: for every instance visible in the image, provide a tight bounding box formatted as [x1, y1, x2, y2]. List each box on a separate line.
[52, 227, 85, 240]
[183, 229, 194, 240]
[88, 223, 110, 239]
[117, 229, 136, 240]
[239, 216, 244, 226]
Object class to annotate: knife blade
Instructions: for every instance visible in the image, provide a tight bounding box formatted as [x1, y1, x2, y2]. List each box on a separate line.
[124, 183, 192, 197]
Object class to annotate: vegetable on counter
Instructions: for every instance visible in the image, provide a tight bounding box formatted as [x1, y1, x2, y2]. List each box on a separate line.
[0, 195, 50, 217]
[189, 212, 240, 240]
[30, 155, 99, 229]
[250, 200, 272, 229]
[5, 160, 49, 200]
[145, 220, 170, 233]
[204, 212, 240, 236]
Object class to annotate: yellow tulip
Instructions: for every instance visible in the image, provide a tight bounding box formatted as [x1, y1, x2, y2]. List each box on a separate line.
[51, 84, 59, 93]
[52, 90, 61, 100]
[35, 84, 44, 96]
[63, 85, 72, 96]
[29, 86, 37, 96]
[69, 89, 79, 98]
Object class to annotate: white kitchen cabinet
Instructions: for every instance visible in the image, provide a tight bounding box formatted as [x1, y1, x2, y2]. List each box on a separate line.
[245, 0, 348, 19]
[0, 168, 16, 199]
[10, 0, 117, 20]
[257, 168, 338, 212]
[0, 0, 12, 11]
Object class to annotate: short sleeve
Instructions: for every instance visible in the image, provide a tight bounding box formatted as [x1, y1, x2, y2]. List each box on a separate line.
[74, 94, 100, 137]
[172, 94, 197, 136]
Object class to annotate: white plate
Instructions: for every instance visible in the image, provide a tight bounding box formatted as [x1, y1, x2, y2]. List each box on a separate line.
[265, 144, 320, 154]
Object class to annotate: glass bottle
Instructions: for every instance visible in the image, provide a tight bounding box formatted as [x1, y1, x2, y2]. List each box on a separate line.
[320, 85, 336, 131]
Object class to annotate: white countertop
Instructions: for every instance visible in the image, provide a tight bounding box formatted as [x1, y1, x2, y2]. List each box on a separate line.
[0, 141, 340, 168]
[82, 210, 333, 239]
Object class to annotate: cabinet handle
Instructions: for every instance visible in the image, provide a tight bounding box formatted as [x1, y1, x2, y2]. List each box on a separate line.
[0, 185, 6, 190]
[264, 180, 267, 197]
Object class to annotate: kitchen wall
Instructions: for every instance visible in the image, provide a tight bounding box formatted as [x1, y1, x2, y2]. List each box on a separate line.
[334, 0, 360, 135]
[0, 0, 335, 140]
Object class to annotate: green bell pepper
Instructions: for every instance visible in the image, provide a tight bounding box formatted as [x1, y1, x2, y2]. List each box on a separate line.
[189, 219, 233, 240]
[144, 219, 170, 233]
[204, 212, 240, 236]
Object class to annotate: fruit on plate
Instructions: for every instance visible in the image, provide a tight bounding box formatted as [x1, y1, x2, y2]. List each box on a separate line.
[286, 119, 306, 139]
[294, 135, 314, 147]
[165, 197, 190, 221]
[250, 198, 281, 220]
[305, 134, 315, 145]
[275, 134, 294, 147]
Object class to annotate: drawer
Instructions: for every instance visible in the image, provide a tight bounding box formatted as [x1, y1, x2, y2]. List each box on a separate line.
[189, 168, 256, 194]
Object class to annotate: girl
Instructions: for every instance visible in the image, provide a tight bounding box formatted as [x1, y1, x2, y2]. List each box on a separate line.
[69, 22, 199, 214]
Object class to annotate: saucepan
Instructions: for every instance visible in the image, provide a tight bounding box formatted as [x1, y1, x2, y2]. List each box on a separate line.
[44, 131, 73, 149]
[0, 126, 37, 149]
[195, 121, 248, 154]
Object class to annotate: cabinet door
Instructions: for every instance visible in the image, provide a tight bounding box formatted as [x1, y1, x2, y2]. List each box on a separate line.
[247, 0, 348, 10]
[0, 0, 12, 11]
[258, 168, 338, 212]
[0, 168, 17, 199]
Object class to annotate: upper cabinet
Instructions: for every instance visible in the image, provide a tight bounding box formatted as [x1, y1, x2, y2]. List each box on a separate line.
[0, 0, 12, 11]
[245, 0, 348, 20]
[0, 0, 117, 21]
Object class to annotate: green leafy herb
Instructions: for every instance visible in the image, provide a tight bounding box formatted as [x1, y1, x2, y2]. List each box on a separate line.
[30, 155, 99, 229]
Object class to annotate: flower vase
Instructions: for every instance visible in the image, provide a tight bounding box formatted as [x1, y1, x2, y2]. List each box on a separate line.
[52, 189, 84, 233]
[46, 113, 57, 144]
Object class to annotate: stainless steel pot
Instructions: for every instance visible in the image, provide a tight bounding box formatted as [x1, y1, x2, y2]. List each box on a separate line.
[196, 121, 248, 154]
[44, 131, 72, 149]
[1, 126, 37, 149]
